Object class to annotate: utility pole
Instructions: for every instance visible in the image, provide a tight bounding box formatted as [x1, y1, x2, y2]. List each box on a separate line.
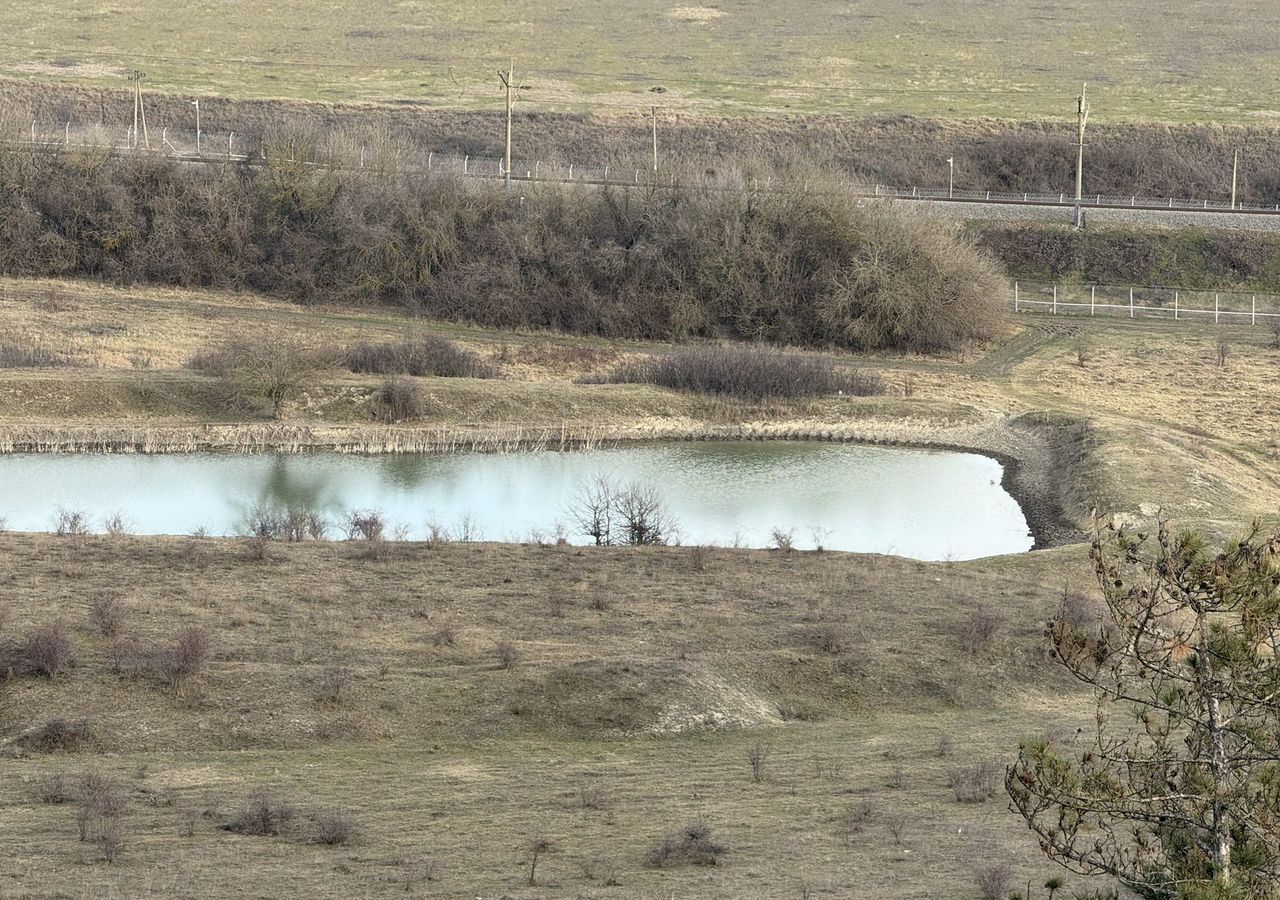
[1075, 82, 1090, 228]
[130, 70, 142, 148]
[191, 99, 201, 156]
[498, 61, 514, 188]
[651, 106, 659, 173]
[1231, 148, 1239, 209]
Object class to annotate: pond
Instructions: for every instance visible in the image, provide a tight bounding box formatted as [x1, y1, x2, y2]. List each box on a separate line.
[0, 441, 1033, 560]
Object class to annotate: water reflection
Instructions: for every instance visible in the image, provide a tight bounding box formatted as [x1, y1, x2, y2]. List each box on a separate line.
[0, 442, 1034, 560]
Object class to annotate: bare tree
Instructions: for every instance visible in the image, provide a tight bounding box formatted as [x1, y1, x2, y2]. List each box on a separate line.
[1008, 518, 1280, 897]
[568, 476, 676, 546]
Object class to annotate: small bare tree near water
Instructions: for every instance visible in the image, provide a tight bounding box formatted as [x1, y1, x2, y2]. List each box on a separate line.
[568, 476, 676, 546]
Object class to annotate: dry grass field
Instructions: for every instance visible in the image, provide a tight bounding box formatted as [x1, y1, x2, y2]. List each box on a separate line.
[0, 0, 1278, 122]
[1, 274, 1279, 897]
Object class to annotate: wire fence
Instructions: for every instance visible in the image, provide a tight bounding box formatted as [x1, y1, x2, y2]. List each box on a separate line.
[1013, 281, 1280, 326]
[5, 119, 1280, 214]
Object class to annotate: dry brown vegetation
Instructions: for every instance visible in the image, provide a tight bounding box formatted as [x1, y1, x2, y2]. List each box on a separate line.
[0, 146, 1005, 354]
[0, 532, 1090, 898]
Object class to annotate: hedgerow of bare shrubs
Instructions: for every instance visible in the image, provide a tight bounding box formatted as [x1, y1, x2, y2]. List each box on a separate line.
[0, 339, 74, 368]
[598, 346, 883, 402]
[0, 152, 1005, 355]
[647, 823, 727, 868]
[228, 788, 295, 836]
[345, 334, 495, 379]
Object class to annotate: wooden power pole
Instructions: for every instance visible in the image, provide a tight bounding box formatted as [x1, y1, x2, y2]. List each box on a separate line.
[1075, 82, 1090, 228]
[651, 106, 659, 173]
[499, 61, 515, 187]
[129, 70, 150, 149]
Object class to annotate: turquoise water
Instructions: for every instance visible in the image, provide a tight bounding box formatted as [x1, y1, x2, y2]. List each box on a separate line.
[0, 441, 1033, 560]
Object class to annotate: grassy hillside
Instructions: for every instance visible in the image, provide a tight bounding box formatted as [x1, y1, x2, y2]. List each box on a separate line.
[1, 0, 1278, 122]
[0, 531, 1090, 899]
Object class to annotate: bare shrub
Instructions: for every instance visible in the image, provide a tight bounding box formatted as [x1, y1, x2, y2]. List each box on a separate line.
[949, 762, 1000, 803]
[1059, 589, 1101, 632]
[345, 509, 390, 559]
[372, 376, 426, 422]
[228, 788, 295, 836]
[313, 808, 358, 845]
[401, 859, 441, 890]
[316, 663, 355, 703]
[21, 622, 74, 678]
[959, 607, 1003, 656]
[52, 507, 90, 537]
[194, 335, 328, 418]
[346, 334, 495, 378]
[975, 861, 1013, 900]
[101, 512, 131, 536]
[163, 627, 211, 688]
[579, 783, 610, 811]
[76, 772, 126, 843]
[600, 346, 883, 401]
[568, 476, 677, 546]
[88, 596, 125, 638]
[18, 718, 91, 753]
[580, 858, 623, 886]
[495, 641, 519, 670]
[242, 534, 272, 562]
[770, 527, 796, 554]
[1268, 319, 1280, 351]
[432, 625, 457, 647]
[746, 742, 769, 783]
[527, 836, 559, 886]
[96, 817, 125, 863]
[835, 801, 874, 845]
[1215, 339, 1230, 368]
[0, 339, 73, 367]
[647, 823, 727, 868]
[807, 623, 851, 655]
[886, 813, 909, 846]
[38, 772, 70, 804]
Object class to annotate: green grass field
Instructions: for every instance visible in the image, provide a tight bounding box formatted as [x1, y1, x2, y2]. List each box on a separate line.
[2, 0, 1278, 122]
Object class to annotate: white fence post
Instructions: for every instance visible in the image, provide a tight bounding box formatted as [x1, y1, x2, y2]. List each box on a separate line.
[64, 121, 70, 147]
[1130, 288, 1135, 318]
[1014, 281, 1019, 312]
[463, 155, 468, 175]
[1215, 294, 1220, 324]
[1253, 296, 1258, 326]
[1091, 286, 1096, 316]
[569, 163, 574, 180]
[1174, 291, 1179, 320]
[1052, 284, 1058, 314]
[428, 151, 433, 171]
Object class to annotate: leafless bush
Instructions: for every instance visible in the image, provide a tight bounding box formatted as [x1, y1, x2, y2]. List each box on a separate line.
[770, 527, 796, 554]
[937, 734, 955, 758]
[527, 836, 560, 886]
[21, 622, 75, 678]
[600, 346, 883, 401]
[808, 623, 852, 654]
[96, 817, 125, 863]
[432, 625, 457, 647]
[835, 801, 874, 845]
[949, 762, 1000, 803]
[243, 534, 271, 562]
[958, 607, 1004, 656]
[1268, 319, 1280, 350]
[1059, 589, 1101, 632]
[746, 742, 769, 782]
[52, 507, 90, 537]
[228, 788, 295, 836]
[38, 771, 70, 804]
[647, 823, 727, 868]
[18, 718, 91, 753]
[346, 334, 495, 378]
[568, 476, 677, 546]
[163, 627, 211, 688]
[313, 808, 358, 845]
[345, 509, 391, 559]
[76, 772, 126, 844]
[372, 376, 426, 422]
[579, 783, 610, 811]
[101, 511, 131, 536]
[0, 339, 73, 367]
[495, 640, 519, 670]
[316, 663, 355, 703]
[193, 335, 328, 418]
[88, 596, 126, 638]
[580, 858, 623, 886]
[975, 861, 1013, 900]
[886, 813, 909, 846]
[401, 859, 441, 890]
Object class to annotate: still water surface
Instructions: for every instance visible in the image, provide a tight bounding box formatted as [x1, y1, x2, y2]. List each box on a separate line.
[0, 442, 1033, 560]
